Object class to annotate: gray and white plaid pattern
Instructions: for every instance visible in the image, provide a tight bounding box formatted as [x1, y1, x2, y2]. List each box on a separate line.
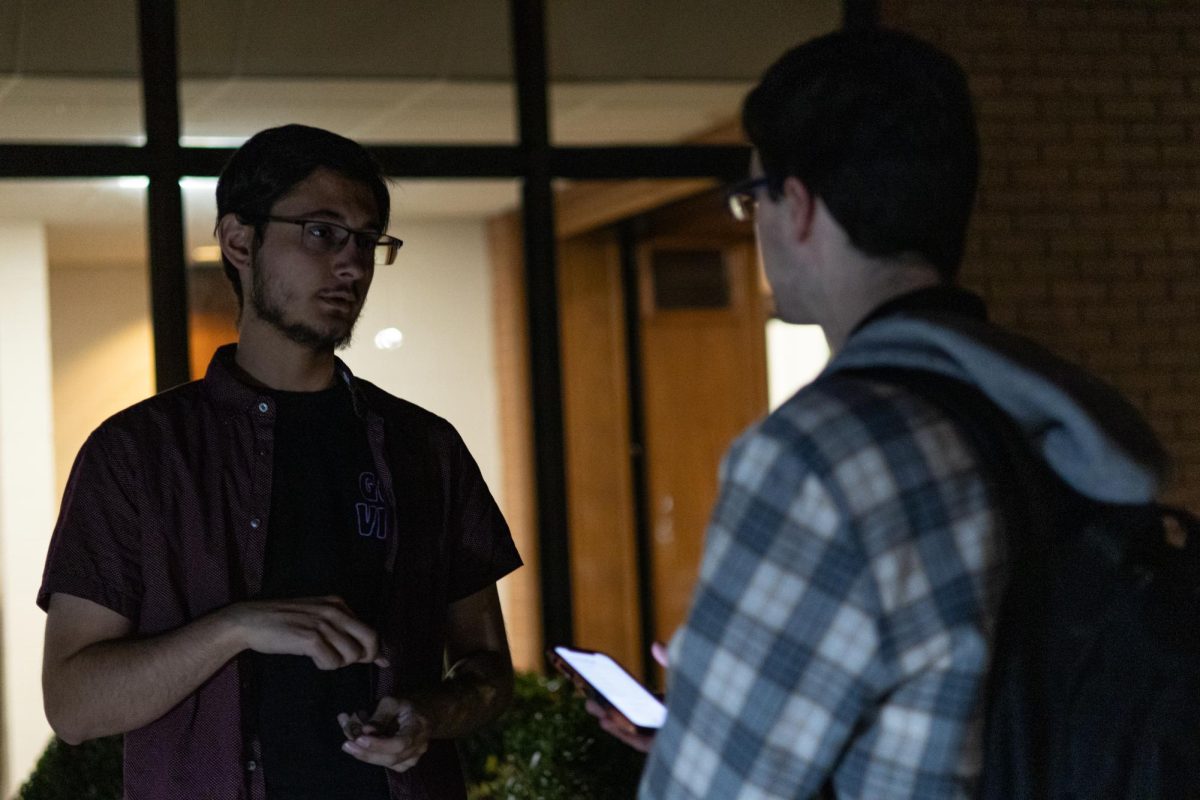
[640, 374, 1006, 800]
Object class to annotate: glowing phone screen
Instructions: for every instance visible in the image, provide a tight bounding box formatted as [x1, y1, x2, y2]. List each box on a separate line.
[554, 646, 666, 729]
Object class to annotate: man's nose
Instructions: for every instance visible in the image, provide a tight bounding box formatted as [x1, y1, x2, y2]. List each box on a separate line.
[332, 238, 373, 275]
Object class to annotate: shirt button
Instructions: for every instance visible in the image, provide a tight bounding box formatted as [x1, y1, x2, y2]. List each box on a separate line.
[250, 518, 261, 529]
[245, 759, 257, 772]
[257, 401, 269, 413]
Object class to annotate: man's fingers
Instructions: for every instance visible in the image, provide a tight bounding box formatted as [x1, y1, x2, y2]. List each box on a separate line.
[338, 712, 365, 740]
[340, 697, 431, 771]
[651, 640, 670, 668]
[312, 619, 370, 666]
[394, 756, 422, 772]
[341, 735, 428, 771]
[587, 699, 656, 754]
[290, 617, 367, 670]
[238, 597, 381, 667]
[598, 718, 655, 753]
[321, 595, 353, 614]
[309, 605, 380, 664]
[350, 697, 396, 737]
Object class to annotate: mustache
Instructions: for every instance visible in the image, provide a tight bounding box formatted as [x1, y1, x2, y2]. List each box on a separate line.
[316, 285, 361, 303]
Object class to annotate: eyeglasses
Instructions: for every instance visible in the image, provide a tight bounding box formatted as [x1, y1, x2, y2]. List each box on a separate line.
[725, 176, 772, 222]
[255, 216, 404, 266]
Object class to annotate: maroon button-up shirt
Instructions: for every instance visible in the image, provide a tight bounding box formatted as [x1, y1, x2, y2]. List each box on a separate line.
[39, 345, 521, 800]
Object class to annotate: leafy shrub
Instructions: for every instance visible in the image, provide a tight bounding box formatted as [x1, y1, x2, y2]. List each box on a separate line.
[461, 672, 645, 799]
[16, 672, 644, 800]
[15, 735, 121, 800]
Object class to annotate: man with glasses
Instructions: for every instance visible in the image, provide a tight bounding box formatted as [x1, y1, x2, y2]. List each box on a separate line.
[38, 124, 521, 800]
[596, 29, 1165, 799]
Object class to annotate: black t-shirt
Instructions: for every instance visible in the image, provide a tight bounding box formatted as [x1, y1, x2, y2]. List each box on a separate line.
[253, 382, 391, 800]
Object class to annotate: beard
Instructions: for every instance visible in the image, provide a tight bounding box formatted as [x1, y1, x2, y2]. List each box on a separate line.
[249, 254, 360, 351]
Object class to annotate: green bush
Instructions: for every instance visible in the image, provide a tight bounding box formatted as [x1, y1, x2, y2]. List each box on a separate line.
[15, 734, 121, 800]
[461, 672, 645, 799]
[17, 672, 645, 800]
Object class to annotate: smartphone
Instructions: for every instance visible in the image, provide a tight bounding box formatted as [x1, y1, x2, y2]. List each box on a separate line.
[549, 645, 667, 735]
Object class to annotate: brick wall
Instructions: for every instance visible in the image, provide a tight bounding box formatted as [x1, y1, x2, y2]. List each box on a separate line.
[882, 0, 1200, 507]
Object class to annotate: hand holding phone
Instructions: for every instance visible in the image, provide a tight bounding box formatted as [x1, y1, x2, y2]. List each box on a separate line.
[549, 645, 667, 737]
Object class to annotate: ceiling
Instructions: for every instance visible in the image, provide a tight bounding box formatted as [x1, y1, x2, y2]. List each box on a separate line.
[0, 76, 755, 145]
[0, 0, 840, 266]
[0, 1, 839, 81]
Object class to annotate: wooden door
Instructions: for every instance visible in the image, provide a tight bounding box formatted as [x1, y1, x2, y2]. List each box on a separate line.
[638, 239, 768, 645]
[187, 266, 239, 380]
[557, 230, 643, 672]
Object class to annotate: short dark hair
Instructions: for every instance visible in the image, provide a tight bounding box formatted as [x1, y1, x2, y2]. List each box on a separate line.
[742, 28, 979, 279]
[214, 124, 390, 307]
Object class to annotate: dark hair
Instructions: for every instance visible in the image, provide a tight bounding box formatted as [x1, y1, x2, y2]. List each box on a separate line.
[742, 29, 978, 279]
[214, 124, 390, 307]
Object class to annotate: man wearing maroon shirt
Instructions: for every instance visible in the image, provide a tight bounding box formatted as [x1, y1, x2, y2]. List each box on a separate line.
[38, 124, 522, 800]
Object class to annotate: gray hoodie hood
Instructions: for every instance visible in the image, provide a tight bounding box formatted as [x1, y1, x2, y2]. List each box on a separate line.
[826, 311, 1169, 504]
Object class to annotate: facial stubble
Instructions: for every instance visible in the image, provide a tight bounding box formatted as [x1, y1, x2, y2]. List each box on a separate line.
[249, 251, 361, 352]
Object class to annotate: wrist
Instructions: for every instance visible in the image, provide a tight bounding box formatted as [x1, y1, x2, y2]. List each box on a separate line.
[209, 602, 252, 655]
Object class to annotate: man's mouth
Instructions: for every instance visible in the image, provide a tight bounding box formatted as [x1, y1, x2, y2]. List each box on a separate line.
[316, 290, 358, 312]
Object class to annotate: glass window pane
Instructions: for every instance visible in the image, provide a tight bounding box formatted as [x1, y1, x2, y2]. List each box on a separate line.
[547, 1, 841, 145]
[0, 178, 151, 795]
[178, 1, 516, 145]
[0, 2, 143, 143]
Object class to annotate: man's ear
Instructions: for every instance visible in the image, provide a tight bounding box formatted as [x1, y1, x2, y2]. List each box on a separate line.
[216, 213, 255, 275]
[781, 176, 817, 244]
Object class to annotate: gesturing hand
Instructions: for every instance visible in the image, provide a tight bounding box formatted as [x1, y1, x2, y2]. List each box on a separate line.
[338, 697, 431, 772]
[226, 596, 389, 671]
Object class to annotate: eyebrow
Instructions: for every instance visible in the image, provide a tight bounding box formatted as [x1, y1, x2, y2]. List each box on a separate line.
[289, 208, 382, 232]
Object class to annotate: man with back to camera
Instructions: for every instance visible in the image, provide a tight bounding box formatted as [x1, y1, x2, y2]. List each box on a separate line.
[592, 28, 1167, 799]
[38, 124, 522, 800]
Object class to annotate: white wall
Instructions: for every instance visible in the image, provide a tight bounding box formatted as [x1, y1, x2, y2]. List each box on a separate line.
[0, 223, 56, 799]
[48, 266, 155, 497]
[766, 320, 830, 410]
[342, 218, 503, 493]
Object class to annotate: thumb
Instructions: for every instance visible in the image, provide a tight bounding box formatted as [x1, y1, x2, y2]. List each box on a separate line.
[651, 641, 669, 668]
[358, 697, 398, 737]
[390, 699, 430, 738]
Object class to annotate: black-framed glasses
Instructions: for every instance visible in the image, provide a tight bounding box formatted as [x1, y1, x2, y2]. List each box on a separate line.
[725, 176, 772, 223]
[256, 216, 404, 266]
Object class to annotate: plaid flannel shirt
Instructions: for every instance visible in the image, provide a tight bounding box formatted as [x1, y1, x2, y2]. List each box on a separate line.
[639, 372, 1007, 800]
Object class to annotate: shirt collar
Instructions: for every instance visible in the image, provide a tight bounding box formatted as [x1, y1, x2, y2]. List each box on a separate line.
[201, 343, 368, 417]
[850, 284, 988, 339]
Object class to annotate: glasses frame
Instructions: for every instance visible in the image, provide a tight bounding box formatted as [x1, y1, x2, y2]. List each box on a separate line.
[255, 215, 404, 266]
[724, 175, 772, 223]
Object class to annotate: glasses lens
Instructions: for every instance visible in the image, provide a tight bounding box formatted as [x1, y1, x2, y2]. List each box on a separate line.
[302, 221, 350, 252]
[374, 239, 401, 266]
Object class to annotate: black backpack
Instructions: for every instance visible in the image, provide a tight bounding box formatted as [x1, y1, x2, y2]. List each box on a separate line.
[851, 367, 1200, 799]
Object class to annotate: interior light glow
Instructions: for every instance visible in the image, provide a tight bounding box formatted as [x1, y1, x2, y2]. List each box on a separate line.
[374, 328, 404, 350]
[190, 245, 222, 264]
[179, 135, 252, 148]
[115, 176, 150, 190]
[179, 177, 218, 190]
